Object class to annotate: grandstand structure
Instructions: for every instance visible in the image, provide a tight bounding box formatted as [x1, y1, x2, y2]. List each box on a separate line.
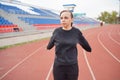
[0, 0, 100, 47]
[0, 0, 100, 34]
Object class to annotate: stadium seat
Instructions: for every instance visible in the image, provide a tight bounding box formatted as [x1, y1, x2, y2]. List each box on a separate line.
[0, 16, 22, 33]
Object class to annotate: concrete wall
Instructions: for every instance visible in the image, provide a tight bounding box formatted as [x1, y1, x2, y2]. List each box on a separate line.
[0, 30, 53, 47]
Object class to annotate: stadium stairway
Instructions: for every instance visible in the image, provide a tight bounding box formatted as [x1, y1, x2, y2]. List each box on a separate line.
[0, 9, 36, 31]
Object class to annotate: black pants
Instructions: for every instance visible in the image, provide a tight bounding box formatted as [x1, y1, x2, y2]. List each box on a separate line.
[53, 63, 79, 80]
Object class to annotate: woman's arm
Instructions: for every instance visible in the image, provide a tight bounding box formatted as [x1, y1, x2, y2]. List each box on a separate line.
[78, 31, 92, 52]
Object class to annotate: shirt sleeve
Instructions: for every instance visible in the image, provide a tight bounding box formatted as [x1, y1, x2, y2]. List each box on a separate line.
[47, 31, 55, 50]
[78, 30, 92, 52]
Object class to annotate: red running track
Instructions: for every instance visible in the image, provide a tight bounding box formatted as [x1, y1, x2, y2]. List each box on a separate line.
[0, 24, 120, 80]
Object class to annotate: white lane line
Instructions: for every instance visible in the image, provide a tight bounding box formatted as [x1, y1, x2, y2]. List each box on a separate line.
[108, 31, 120, 46]
[45, 64, 53, 80]
[98, 32, 120, 63]
[83, 50, 96, 80]
[0, 45, 46, 80]
[81, 30, 97, 80]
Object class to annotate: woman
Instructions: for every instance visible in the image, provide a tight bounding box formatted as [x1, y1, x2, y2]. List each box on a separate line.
[47, 10, 91, 80]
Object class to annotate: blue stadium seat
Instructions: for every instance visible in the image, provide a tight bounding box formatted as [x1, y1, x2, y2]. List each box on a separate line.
[42, 9, 59, 16]
[0, 16, 13, 25]
[31, 7, 49, 16]
[18, 17, 60, 25]
[0, 3, 30, 14]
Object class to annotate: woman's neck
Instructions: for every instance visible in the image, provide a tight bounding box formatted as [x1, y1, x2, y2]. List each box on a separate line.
[62, 26, 72, 30]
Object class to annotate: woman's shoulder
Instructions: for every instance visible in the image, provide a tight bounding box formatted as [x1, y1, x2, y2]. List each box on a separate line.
[55, 27, 62, 30]
[72, 27, 82, 34]
[72, 27, 81, 31]
[54, 27, 61, 32]
[53, 27, 62, 34]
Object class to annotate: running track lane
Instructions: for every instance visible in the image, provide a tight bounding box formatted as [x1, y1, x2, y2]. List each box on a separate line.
[0, 40, 55, 80]
[0, 24, 120, 80]
[85, 25, 120, 80]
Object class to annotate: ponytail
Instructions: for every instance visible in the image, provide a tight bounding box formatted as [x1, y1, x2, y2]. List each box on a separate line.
[71, 22, 73, 26]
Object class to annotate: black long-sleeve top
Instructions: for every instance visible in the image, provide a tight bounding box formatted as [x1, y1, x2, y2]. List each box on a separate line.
[47, 27, 91, 65]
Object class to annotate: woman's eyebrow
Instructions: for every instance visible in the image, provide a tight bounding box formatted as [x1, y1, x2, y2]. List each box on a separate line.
[60, 16, 69, 18]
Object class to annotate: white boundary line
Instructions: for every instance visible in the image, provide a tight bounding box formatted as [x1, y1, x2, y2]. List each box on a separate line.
[0, 45, 46, 80]
[83, 50, 96, 80]
[108, 30, 120, 46]
[98, 32, 120, 63]
[45, 64, 53, 80]
[80, 30, 97, 80]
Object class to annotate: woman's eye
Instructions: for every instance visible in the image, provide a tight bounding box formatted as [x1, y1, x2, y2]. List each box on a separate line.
[60, 17, 63, 19]
[64, 17, 68, 19]
[60, 17, 68, 19]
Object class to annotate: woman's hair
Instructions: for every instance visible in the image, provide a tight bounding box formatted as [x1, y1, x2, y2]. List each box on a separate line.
[60, 10, 73, 26]
[60, 10, 73, 18]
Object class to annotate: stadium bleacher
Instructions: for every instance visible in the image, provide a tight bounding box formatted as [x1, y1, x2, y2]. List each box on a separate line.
[31, 7, 54, 16]
[0, 16, 13, 25]
[0, 16, 22, 33]
[18, 17, 60, 24]
[0, 1, 100, 33]
[0, 3, 30, 14]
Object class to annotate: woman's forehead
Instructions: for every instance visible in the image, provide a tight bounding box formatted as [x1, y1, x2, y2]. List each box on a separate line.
[60, 12, 71, 17]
